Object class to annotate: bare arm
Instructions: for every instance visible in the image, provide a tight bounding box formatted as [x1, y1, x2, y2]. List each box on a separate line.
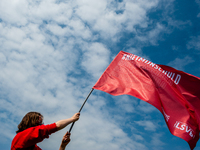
[59, 132, 71, 150]
[56, 113, 80, 131]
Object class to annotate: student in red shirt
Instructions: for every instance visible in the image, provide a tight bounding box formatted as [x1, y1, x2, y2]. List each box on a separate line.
[11, 111, 80, 150]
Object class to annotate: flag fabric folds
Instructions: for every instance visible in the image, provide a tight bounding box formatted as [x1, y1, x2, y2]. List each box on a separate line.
[93, 51, 200, 150]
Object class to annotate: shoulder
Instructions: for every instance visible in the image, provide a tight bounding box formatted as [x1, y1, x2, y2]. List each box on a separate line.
[11, 123, 57, 149]
[11, 123, 57, 145]
[39, 123, 57, 133]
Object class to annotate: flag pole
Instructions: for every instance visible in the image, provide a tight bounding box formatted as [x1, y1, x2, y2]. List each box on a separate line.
[68, 88, 94, 133]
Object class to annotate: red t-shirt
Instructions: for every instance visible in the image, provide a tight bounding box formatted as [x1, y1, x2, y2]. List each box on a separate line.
[11, 123, 57, 150]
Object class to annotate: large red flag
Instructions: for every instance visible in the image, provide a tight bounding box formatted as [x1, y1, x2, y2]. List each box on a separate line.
[93, 51, 200, 149]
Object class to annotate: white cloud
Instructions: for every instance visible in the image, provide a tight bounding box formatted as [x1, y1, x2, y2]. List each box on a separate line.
[196, 0, 200, 6]
[81, 42, 110, 79]
[137, 100, 158, 113]
[75, 0, 159, 40]
[134, 23, 166, 46]
[113, 95, 137, 113]
[0, 0, 28, 25]
[0, 52, 6, 64]
[135, 120, 157, 131]
[0, 25, 26, 43]
[150, 133, 165, 150]
[187, 36, 200, 51]
[167, 56, 195, 71]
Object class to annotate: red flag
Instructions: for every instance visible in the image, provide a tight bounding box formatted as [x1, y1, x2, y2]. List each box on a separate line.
[93, 51, 200, 150]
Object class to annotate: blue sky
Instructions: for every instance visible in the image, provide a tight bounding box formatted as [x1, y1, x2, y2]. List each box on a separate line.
[0, 0, 200, 150]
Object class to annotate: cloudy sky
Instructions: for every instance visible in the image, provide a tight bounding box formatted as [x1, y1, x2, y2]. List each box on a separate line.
[1, 0, 200, 150]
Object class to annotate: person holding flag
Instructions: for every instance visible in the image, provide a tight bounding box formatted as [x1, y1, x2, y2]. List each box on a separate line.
[12, 51, 200, 150]
[11, 111, 80, 150]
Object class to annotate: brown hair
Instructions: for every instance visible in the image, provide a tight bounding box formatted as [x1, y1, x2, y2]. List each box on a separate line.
[16, 112, 43, 133]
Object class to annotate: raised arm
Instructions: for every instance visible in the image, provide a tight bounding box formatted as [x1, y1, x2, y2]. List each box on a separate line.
[59, 132, 71, 150]
[55, 113, 80, 131]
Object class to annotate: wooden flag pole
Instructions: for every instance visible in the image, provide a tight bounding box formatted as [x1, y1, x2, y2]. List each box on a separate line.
[68, 88, 94, 133]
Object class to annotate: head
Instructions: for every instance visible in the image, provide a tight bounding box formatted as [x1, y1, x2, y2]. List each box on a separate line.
[16, 112, 43, 133]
